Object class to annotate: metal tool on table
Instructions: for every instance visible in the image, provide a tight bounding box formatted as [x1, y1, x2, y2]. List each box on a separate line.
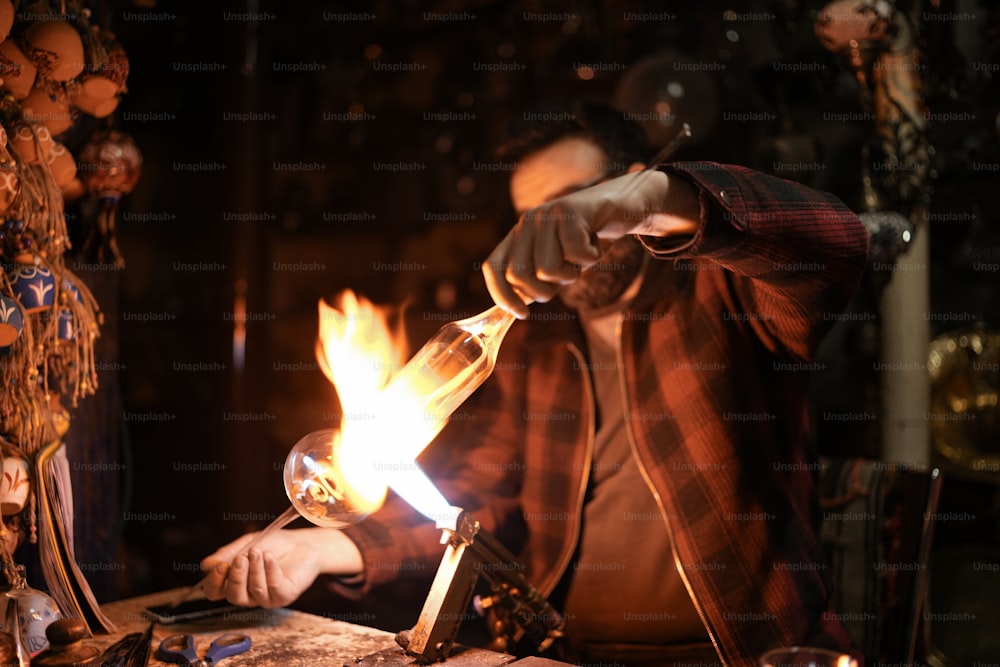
[156, 632, 252, 666]
[394, 510, 564, 664]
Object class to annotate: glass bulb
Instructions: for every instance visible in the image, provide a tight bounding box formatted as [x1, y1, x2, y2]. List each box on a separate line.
[283, 429, 388, 529]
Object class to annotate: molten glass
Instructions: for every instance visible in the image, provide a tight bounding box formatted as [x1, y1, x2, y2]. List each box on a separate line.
[286, 304, 517, 527]
[378, 304, 516, 462]
[283, 429, 387, 528]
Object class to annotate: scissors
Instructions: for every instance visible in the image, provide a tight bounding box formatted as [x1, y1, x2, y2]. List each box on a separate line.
[156, 633, 252, 666]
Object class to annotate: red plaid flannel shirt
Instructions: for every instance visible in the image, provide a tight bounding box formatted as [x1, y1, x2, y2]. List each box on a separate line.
[334, 162, 869, 667]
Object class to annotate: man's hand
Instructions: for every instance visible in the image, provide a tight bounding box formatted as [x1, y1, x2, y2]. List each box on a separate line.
[200, 528, 364, 608]
[483, 169, 699, 318]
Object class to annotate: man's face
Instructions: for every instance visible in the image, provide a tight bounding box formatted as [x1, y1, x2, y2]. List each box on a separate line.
[508, 135, 646, 312]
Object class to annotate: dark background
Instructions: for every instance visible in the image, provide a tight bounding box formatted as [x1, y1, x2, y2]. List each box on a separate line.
[49, 0, 999, 648]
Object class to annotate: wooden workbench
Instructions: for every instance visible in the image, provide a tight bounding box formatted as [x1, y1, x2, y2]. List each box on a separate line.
[85, 589, 570, 666]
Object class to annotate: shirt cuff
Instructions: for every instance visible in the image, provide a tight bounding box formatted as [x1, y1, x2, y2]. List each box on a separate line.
[634, 165, 708, 257]
[635, 231, 698, 256]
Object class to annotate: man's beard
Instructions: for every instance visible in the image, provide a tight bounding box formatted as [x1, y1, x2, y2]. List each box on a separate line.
[558, 236, 646, 312]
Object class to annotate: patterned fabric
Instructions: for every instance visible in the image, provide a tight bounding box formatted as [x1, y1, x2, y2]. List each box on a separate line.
[333, 162, 869, 667]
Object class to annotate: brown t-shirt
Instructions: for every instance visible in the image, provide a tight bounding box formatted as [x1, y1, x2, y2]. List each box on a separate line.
[560, 305, 708, 648]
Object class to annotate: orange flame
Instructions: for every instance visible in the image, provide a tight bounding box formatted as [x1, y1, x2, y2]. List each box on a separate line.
[315, 290, 459, 526]
[316, 290, 407, 405]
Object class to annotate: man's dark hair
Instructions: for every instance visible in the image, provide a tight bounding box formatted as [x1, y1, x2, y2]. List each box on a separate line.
[496, 100, 652, 174]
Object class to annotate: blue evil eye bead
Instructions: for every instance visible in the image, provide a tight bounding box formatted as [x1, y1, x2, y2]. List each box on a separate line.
[8, 264, 56, 313]
[0, 295, 24, 347]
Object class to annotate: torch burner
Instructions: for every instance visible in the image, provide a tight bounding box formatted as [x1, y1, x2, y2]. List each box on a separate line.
[395, 510, 564, 664]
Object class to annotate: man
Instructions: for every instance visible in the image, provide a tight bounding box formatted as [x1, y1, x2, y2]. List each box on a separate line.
[202, 102, 868, 666]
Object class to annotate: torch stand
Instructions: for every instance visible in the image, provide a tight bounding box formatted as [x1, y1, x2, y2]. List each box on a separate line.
[352, 510, 565, 666]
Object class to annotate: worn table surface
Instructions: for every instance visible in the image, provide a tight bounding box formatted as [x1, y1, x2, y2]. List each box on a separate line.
[93, 588, 404, 666]
[84, 588, 567, 666]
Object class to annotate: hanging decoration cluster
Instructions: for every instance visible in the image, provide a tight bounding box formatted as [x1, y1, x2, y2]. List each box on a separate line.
[0, 0, 138, 558]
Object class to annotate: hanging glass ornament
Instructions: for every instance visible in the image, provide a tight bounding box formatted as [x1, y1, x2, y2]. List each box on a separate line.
[75, 130, 142, 267]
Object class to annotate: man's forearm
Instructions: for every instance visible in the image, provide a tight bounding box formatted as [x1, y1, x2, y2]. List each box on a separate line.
[626, 169, 702, 239]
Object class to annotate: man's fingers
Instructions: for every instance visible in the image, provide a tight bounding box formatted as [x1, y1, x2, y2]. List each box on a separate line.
[558, 216, 602, 267]
[483, 201, 604, 315]
[506, 222, 557, 303]
[245, 549, 270, 606]
[224, 554, 251, 607]
[483, 234, 528, 318]
[201, 561, 229, 600]
[534, 218, 580, 284]
[263, 552, 294, 608]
